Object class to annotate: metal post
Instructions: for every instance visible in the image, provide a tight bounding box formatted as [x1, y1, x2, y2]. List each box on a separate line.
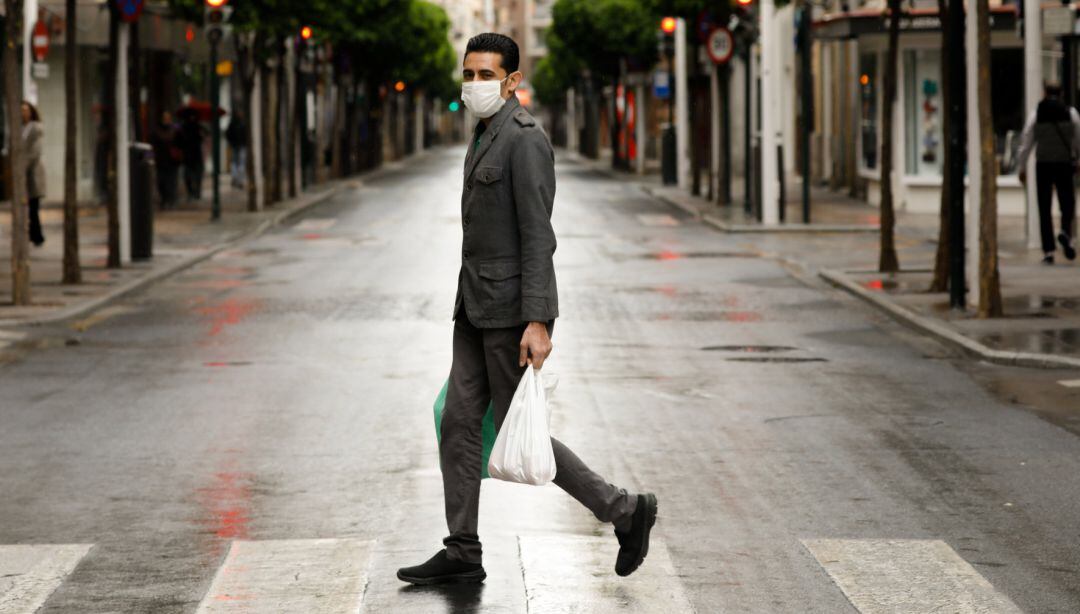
[117, 20, 131, 262]
[210, 37, 221, 221]
[947, 0, 966, 308]
[760, 0, 780, 225]
[744, 49, 752, 214]
[1024, 0, 1043, 248]
[799, 2, 812, 223]
[965, 0, 981, 308]
[674, 17, 691, 190]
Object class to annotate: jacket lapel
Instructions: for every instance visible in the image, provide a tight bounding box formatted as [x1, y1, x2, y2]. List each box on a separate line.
[464, 96, 520, 182]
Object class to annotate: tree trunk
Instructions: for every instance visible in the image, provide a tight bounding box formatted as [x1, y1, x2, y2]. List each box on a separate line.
[285, 40, 298, 199]
[62, 0, 81, 284]
[878, 0, 901, 273]
[929, 0, 951, 292]
[261, 59, 276, 206]
[4, 0, 30, 304]
[330, 70, 345, 178]
[106, 6, 120, 268]
[236, 33, 258, 212]
[975, 0, 1002, 317]
[276, 41, 288, 201]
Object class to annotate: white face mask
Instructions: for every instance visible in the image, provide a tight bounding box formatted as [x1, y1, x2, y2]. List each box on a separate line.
[462, 77, 509, 119]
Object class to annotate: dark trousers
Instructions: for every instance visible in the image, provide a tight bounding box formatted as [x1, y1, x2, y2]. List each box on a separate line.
[1035, 162, 1077, 253]
[440, 311, 637, 564]
[157, 164, 179, 208]
[183, 161, 204, 201]
[28, 197, 44, 245]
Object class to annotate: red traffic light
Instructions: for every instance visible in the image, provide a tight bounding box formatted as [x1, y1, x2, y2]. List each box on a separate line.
[300, 26, 313, 40]
[660, 16, 677, 34]
[205, 0, 228, 7]
[736, 0, 753, 5]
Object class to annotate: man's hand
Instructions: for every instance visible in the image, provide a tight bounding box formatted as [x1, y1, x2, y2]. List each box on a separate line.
[519, 322, 553, 369]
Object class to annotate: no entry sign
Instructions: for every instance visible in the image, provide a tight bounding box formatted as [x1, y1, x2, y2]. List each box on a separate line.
[31, 19, 49, 62]
[114, 0, 146, 23]
[707, 27, 734, 65]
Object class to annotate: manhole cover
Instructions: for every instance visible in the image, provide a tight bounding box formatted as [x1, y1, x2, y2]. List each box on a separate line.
[725, 357, 828, 363]
[702, 345, 797, 352]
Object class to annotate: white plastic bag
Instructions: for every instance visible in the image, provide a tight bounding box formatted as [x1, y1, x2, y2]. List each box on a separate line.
[487, 367, 557, 485]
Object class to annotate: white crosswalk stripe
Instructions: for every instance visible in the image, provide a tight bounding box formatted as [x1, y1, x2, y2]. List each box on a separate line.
[294, 218, 338, 232]
[195, 539, 374, 614]
[636, 213, 681, 227]
[518, 535, 694, 613]
[0, 544, 92, 614]
[802, 538, 1024, 614]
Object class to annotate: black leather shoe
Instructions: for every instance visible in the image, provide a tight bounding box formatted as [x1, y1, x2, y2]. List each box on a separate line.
[1059, 233, 1077, 261]
[615, 493, 658, 577]
[397, 549, 486, 585]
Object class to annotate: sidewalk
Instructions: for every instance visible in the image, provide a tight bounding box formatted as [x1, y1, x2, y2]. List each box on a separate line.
[568, 151, 1080, 368]
[0, 175, 343, 327]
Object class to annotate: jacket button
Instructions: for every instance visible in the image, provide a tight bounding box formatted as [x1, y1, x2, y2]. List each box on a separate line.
[463, 251, 471, 259]
[463, 217, 470, 227]
[465, 183, 472, 191]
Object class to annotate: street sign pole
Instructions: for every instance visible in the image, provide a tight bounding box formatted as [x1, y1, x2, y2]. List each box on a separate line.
[799, 2, 812, 223]
[211, 36, 221, 221]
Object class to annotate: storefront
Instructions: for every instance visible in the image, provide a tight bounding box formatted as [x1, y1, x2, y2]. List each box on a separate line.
[815, 6, 1031, 215]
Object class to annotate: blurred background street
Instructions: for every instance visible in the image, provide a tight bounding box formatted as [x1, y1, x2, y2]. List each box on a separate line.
[2, 148, 1079, 613]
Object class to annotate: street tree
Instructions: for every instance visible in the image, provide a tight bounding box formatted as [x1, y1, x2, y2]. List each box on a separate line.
[929, 0, 952, 292]
[878, 0, 901, 272]
[551, 0, 657, 166]
[3, 0, 30, 303]
[63, 0, 81, 283]
[973, 0, 1001, 317]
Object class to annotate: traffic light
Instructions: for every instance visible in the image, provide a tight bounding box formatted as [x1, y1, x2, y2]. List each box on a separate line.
[448, 101, 461, 112]
[300, 26, 313, 41]
[660, 16, 677, 34]
[204, 0, 232, 45]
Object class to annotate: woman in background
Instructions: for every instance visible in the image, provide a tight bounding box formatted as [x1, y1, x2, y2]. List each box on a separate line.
[22, 101, 46, 247]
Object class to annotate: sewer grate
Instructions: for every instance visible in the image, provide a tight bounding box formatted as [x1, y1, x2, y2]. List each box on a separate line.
[725, 357, 828, 363]
[701, 345, 797, 352]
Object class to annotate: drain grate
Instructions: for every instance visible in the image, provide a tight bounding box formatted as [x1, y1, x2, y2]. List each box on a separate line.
[726, 357, 828, 363]
[701, 345, 797, 352]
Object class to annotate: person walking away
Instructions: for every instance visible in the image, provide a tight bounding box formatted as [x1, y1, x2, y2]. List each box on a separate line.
[225, 112, 247, 189]
[22, 102, 46, 247]
[396, 33, 657, 586]
[151, 112, 181, 208]
[178, 111, 207, 202]
[1017, 82, 1080, 264]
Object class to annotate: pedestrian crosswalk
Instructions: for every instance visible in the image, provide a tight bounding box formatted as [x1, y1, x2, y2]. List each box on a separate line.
[0, 537, 1029, 613]
[0, 544, 92, 614]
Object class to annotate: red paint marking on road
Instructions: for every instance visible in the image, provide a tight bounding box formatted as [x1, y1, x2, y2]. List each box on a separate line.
[195, 298, 258, 337]
[863, 279, 884, 291]
[300, 233, 324, 240]
[724, 311, 762, 322]
[195, 469, 254, 541]
[656, 250, 683, 261]
[655, 285, 678, 298]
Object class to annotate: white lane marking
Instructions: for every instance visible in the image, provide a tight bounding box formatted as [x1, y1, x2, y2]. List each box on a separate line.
[295, 218, 338, 231]
[518, 535, 693, 613]
[636, 214, 681, 227]
[196, 539, 374, 613]
[802, 539, 1024, 614]
[0, 544, 93, 614]
[1058, 379, 1080, 388]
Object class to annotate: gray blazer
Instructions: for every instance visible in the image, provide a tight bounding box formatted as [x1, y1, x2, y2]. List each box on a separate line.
[23, 122, 46, 200]
[453, 95, 558, 328]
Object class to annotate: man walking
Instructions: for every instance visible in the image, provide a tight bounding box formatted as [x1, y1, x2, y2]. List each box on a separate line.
[1018, 82, 1080, 264]
[397, 33, 657, 586]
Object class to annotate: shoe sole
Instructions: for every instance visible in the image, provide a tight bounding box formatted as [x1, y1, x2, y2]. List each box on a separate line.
[617, 493, 658, 577]
[1059, 235, 1077, 261]
[396, 568, 487, 586]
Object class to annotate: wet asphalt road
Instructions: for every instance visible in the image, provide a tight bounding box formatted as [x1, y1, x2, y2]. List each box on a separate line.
[3, 147, 1080, 613]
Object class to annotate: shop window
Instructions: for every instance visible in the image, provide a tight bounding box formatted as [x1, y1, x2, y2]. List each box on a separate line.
[859, 53, 878, 170]
[904, 50, 943, 176]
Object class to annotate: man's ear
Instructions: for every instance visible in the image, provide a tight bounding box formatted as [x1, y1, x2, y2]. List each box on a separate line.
[507, 71, 524, 92]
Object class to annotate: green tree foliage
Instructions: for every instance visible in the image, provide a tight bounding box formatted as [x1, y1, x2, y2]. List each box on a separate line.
[550, 0, 658, 81]
[531, 30, 582, 106]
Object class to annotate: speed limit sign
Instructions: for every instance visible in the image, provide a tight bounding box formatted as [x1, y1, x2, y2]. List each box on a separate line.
[707, 27, 734, 65]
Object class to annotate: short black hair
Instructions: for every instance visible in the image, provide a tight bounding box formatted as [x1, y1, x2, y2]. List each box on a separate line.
[465, 33, 520, 74]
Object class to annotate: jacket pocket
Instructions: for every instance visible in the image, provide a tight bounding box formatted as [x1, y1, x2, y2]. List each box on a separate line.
[475, 166, 503, 185]
[477, 260, 521, 314]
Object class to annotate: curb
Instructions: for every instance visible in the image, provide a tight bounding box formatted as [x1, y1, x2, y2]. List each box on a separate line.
[819, 268, 1080, 370]
[0, 184, 344, 329]
[641, 185, 879, 234]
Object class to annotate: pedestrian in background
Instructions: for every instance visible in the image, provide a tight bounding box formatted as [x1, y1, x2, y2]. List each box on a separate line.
[22, 101, 46, 247]
[225, 111, 247, 189]
[397, 33, 657, 587]
[151, 111, 181, 208]
[177, 110, 207, 202]
[1017, 82, 1079, 264]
